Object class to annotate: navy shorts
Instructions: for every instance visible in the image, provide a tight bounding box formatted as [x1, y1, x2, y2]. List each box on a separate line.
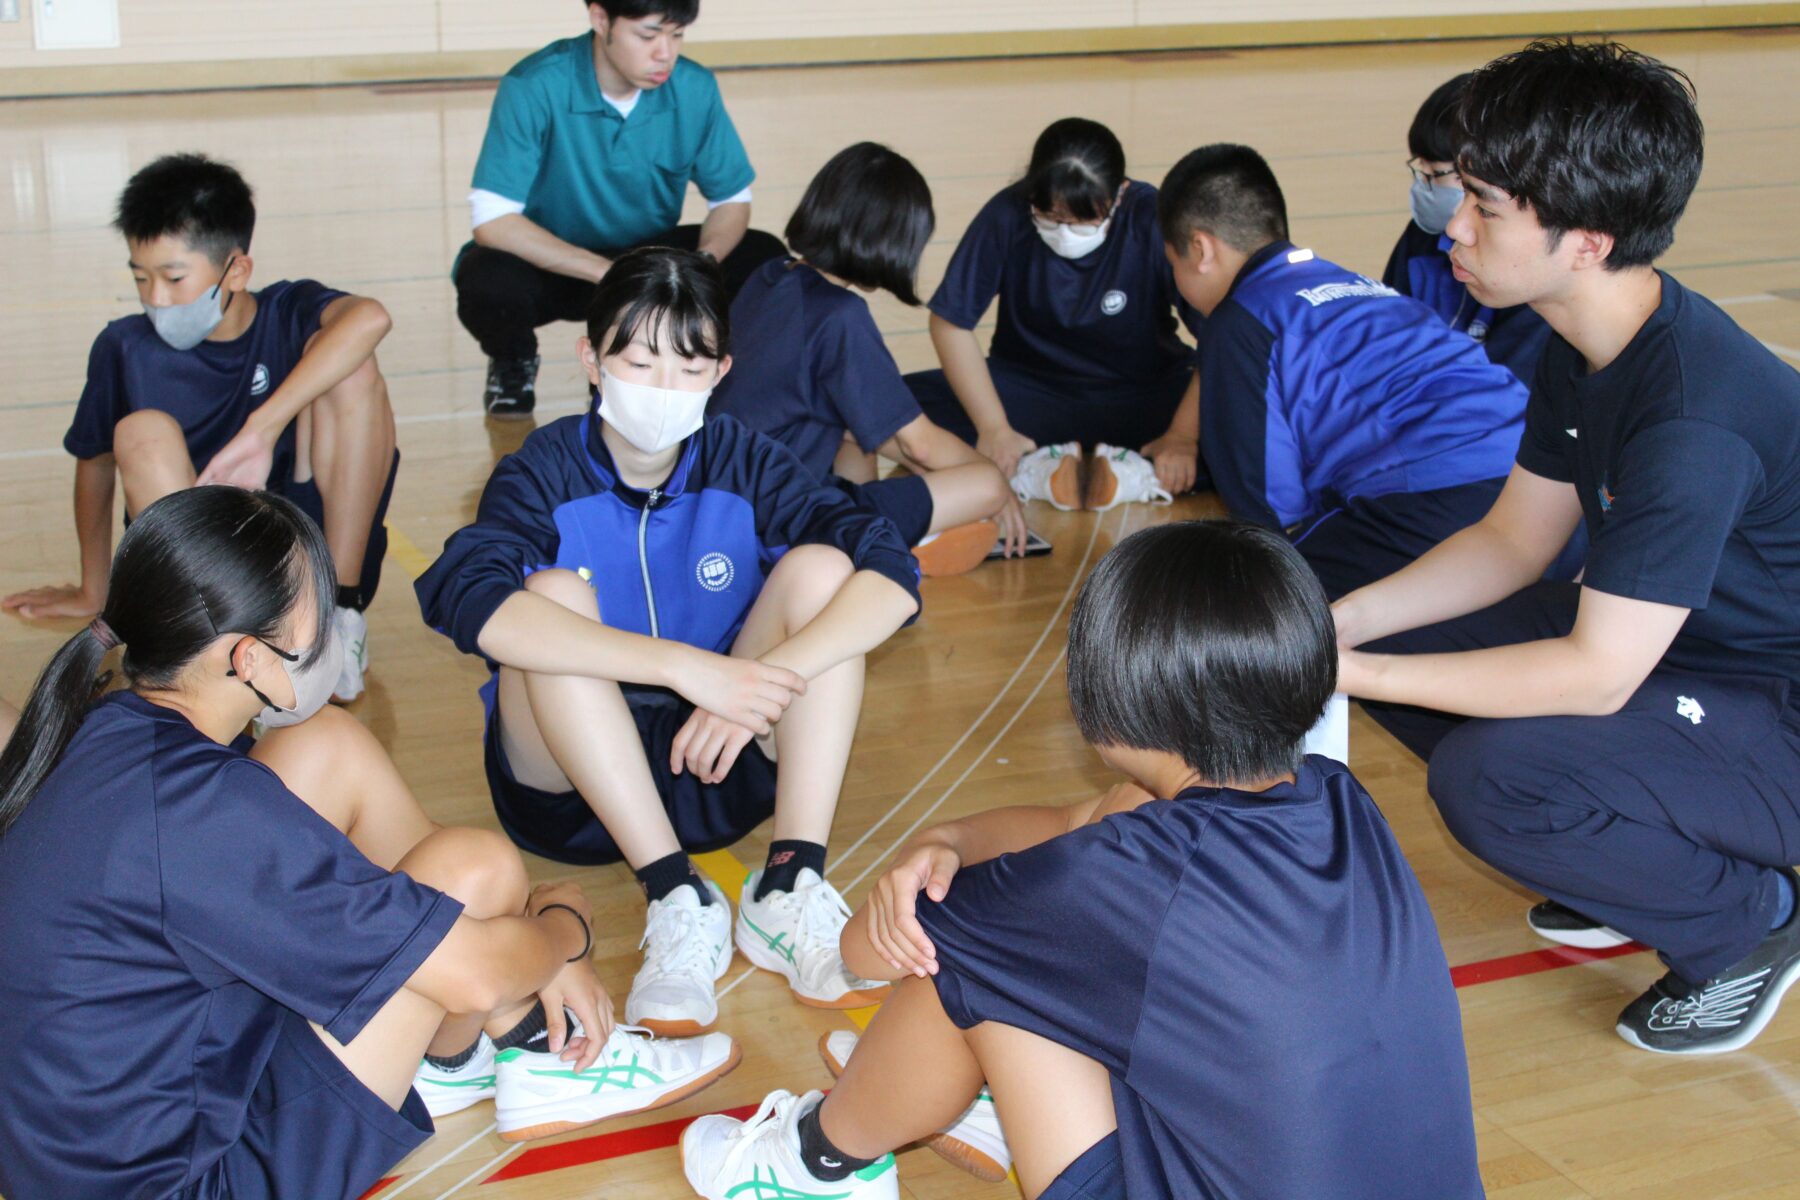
[481, 676, 777, 866]
[278, 448, 400, 608]
[835, 472, 933, 547]
[1039, 1133, 1125, 1200]
[187, 1009, 432, 1200]
[904, 359, 1190, 454]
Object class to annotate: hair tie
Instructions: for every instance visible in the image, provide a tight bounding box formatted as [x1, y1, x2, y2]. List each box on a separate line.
[88, 617, 120, 651]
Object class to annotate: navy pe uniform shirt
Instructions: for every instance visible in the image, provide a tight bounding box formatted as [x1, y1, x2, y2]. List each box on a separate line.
[1382, 221, 1552, 387]
[1516, 272, 1800, 703]
[0, 692, 460, 1199]
[1203, 242, 1527, 528]
[713, 258, 922, 478]
[916, 758, 1483, 1200]
[63, 279, 344, 479]
[928, 180, 1204, 386]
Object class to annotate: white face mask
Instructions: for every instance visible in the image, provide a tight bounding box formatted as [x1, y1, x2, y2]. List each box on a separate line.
[239, 637, 342, 729]
[598, 367, 712, 454]
[1033, 214, 1110, 260]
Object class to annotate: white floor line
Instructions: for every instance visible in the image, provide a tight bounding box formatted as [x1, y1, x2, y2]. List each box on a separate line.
[829, 510, 1109, 880]
[432, 1142, 522, 1200]
[1762, 339, 1800, 362]
[383, 1122, 498, 1198]
[716, 962, 758, 1000]
[1718, 292, 1781, 306]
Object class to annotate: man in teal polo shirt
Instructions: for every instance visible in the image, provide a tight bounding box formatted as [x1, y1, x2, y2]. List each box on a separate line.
[455, 0, 784, 417]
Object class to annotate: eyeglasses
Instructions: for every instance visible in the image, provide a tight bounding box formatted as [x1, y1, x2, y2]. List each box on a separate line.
[1406, 159, 1459, 186]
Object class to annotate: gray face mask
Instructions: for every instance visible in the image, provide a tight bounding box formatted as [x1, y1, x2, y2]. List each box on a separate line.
[143, 256, 235, 351]
[1409, 177, 1464, 237]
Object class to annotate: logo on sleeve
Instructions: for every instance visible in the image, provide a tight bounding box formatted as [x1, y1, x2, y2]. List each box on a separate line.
[250, 364, 271, 396]
[1597, 483, 1615, 513]
[1101, 289, 1127, 316]
[696, 552, 734, 592]
[1676, 696, 1705, 725]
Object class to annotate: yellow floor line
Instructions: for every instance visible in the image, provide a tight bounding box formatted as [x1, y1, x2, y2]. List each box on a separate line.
[383, 520, 434, 581]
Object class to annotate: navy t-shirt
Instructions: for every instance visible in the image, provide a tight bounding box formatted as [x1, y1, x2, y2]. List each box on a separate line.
[927, 180, 1204, 386]
[0, 692, 461, 1200]
[1516, 272, 1800, 701]
[916, 758, 1483, 1200]
[712, 258, 922, 479]
[64, 279, 344, 480]
[1382, 221, 1552, 387]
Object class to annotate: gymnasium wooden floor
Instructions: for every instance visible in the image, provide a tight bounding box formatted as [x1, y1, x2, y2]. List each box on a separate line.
[5, 26, 1800, 1199]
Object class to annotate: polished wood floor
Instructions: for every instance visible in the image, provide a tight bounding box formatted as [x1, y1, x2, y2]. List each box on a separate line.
[4, 27, 1800, 1200]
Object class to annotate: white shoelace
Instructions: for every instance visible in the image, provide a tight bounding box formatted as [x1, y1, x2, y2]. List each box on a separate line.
[717, 1090, 799, 1178]
[639, 900, 720, 981]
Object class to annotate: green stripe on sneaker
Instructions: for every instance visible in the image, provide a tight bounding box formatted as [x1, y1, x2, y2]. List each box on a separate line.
[740, 912, 797, 964]
[723, 1166, 852, 1199]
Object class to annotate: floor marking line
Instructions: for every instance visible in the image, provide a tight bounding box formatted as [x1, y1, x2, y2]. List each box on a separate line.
[384, 521, 435, 581]
[1448, 940, 1646, 987]
[1762, 339, 1800, 362]
[381, 1122, 498, 1198]
[432, 1143, 521, 1200]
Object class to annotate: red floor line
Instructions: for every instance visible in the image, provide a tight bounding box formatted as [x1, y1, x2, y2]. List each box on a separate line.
[359, 1176, 397, 1198]
[436, 939, 1649, 1188]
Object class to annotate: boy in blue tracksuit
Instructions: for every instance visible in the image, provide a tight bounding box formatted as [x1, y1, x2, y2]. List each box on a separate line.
[417, 248, 920, 1041]
[1156, 143, 1530, 600]
[1382, 72, 1551, 387]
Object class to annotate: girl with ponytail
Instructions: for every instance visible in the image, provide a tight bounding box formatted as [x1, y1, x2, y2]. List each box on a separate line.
[0, 486, 735, 1200]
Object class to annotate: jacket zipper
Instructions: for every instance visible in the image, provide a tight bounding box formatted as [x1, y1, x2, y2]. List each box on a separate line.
[638, 488, 662, 638]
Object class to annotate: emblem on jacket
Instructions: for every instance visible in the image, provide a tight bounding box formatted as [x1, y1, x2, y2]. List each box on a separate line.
[696, 552, 734, 592]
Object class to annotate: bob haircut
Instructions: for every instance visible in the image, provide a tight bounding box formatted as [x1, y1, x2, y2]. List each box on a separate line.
[115, 152, 255, 266]
[1456, 39, 1703, 270]
[1157, 143, 1289, 255]
[785, 142, 935, 306]
[1409, 73, 1473, 164]
[1066, 521, 1335, 785]
[1019, 117, 1126, 223]
[591, 0, 698, 24]
[585, 246, 730, 361]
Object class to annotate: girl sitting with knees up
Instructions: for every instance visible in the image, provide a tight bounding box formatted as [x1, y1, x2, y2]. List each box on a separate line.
[0, 486, 737, 1200]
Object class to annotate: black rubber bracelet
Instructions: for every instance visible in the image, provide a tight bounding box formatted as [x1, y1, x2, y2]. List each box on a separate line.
[539, 903, 591, 962]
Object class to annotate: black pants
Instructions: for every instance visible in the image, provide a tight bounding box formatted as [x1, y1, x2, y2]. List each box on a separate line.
[453, 225, 786, 360]
[904, 359, 1191, 453]
[1287, 478, 1505, 602]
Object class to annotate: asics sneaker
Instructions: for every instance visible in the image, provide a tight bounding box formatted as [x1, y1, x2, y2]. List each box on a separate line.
[413, 1033, 497, 1119]
[1085, 444, 1173, 511]
[331, 605, 369, 703]
[626, 881, 734, 1037]
[1527, 899, 1631, 949]
[683, 1088, 899, 1200]
[820, 1029, 1012, 1183]
[912, 520, 1000, 577]
[494, 1021, 740, 1142]
[736, 869, 889, 1009]
[1010, 443, 1084, 511]
[484, 354, 540, 420]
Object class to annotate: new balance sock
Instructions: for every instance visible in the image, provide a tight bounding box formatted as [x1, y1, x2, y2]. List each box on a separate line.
[491, 1000, 548, 1052]
[796, 1096, 877, 1182]
[756, 840, 826, 899]
[424, 1039, 482, 1071]
[636, 851, 709, 905]
[1773, 873, 1796, 930]
[336, 584, 367, 613]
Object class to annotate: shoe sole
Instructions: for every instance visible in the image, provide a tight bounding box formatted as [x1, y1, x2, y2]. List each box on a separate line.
[735, 925, 890, 1008]
[1527, 913, 1632, 949]
[1047, 454, 1084, 511]
[913, 520, 1000, 577]
[1082, 456, 1119, 511]
[485, 407, 535, 422]
[1616, 955, 1800, 1055]
[818, 1033, 1008, 1182]
[496, 1039, 743, 1142]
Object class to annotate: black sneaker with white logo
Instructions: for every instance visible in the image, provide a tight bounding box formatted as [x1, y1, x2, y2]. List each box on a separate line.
[1616, 888, 1800, 1055]
[1527, 899, 1631, 949]
[484, 354, 540, 419]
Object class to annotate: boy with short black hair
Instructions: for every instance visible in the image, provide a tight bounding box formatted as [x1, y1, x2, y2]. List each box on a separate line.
[1335, 39, 1800, 1055]
[682, 521, 1483, 1200]
[1156, 142, 1532, 600]
[2, 152, 398, 702]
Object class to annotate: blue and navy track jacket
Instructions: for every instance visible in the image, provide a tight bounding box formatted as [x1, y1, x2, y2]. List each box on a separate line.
[1382, 222, 1552, 387]
[415, 411, 920, 663]
[1203, 241, 1528, 530]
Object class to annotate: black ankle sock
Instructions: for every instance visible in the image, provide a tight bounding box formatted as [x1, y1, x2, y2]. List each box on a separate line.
[491, 1000, 548, 1052]
[796, 1096, 876, 1182]
[424, 1038, 482, 1071]
[756, 840, 826, 899]
[335, 584, 367, 613]
[636, 851, 709, 905]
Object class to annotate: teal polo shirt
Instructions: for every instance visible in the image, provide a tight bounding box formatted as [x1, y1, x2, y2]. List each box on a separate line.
[471, 34, 755, 252]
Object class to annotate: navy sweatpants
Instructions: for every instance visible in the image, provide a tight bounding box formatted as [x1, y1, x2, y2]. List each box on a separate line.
[1367, 581, 1800, 982]
[904, 359, 1191, 453]
[1287, 478, 1505, 601]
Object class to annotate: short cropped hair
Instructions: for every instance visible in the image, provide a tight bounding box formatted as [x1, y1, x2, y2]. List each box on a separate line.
[115, 153, 255, 265]
[1409, 73, 1472, 164]
[1157, 144, 1288, 255]
[785, 142, 934, 306]
[1067, 521, 1336, 785]
[1018, 118, 1126, 223]
[591, 0, 698, 23]
[1457, 39, 1703, 269]
[586, 246, 729, 361]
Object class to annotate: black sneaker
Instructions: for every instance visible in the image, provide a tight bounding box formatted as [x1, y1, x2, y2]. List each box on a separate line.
[1527, 899, 1631, 949]
[484, 354, 540, 420]
[1615, 893, 1800, 1054]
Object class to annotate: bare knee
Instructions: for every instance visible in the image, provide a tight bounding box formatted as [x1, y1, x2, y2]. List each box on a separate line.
[524, 567, 602, 617]
[403, 827, 530, 919]
[767, 545, 854, 623]
[113, 409, 189, 468]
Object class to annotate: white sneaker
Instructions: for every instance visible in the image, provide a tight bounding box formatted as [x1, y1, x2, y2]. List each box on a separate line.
[331, 605, 369, 702]
[494, 1021, 740, 1143]
[413, 1033, 497, 1118]
[1086, 444, 1173, 511]
[626, 881, 734, 1037]
[736, 869, 889, 1008]
[682, 1088, 899, 1200]
[820, 1030, 1012, 1183]
[1010, 442, 1084, 511]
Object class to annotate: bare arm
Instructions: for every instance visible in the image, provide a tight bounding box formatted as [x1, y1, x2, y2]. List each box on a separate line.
[695, 201, 750, 263]
[884, 413, 989, 473]
[929, 312, 1035, 478]
[474, 212, 612, 283]
[3, 455, 115, 618]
